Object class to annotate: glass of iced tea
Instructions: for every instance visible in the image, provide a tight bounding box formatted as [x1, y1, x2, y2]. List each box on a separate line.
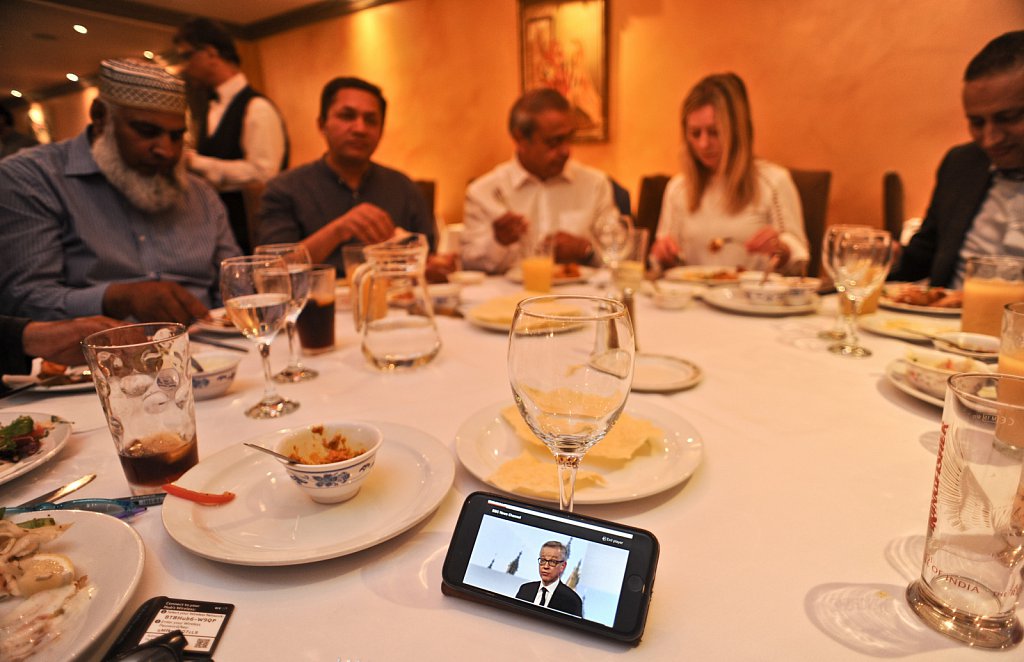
[962, 256, 1024, 336]
[82, 323, 199, 495]
[297, 264, 337, 354]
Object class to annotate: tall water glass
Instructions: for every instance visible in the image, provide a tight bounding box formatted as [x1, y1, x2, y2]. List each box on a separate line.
[827, 227, 894, 357]
[962, 256, 1024, 337]
[508, 296, 635, 511]
[817, 224, 873, 341]
[906, 372, 1024, 649]
[220, 255, 298, 418]
[82, 323, 199, 495]
[611, 227, 650, 297]
[591, 214, 633, 287]
[254, 242, 315, 382]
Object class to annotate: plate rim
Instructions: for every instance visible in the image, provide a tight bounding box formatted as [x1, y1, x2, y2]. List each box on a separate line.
[858, 313, 960, 342]
[0, 411, 73, 486]
[884, 359, 944, 407]
[1, 509, 145, 662]
[878, 299, 962, 317]
[630, 353, 703, 393]
[702, 286, 818, 316]
[161, 421, 455, 566]
[454, 399, 704, 505]
[663, 265, 740, 286]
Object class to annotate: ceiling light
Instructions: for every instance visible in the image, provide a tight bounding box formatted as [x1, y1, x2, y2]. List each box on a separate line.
[66, 73, 79, 82]
[73, 24, 87, 34]
[11, 90, 23, 98]
[143, 50, 154, 59]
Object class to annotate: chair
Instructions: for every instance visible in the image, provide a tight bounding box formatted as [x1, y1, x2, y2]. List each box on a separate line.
[414, 179, 437, 216]
[635, 175, 672, 256]
[883, 171, 905, 239]
[609, 177, 632, 217]
[788, 168, 832, 278]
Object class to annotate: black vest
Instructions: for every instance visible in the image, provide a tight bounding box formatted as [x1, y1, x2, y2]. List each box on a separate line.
[198, 86, 289, 252]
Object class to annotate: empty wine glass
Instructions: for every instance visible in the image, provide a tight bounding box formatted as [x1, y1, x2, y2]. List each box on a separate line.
[508, 295, 635, 511]
[220, 255, 298, 418]
[817, 224, 873, 341]
[827, 228, 894, 358]
[591, 214, 633, 290]
[254, 242, 315, 382]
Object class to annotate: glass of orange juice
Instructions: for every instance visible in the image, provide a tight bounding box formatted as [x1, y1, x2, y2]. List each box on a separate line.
[520, 234, 555, 293]
[962, 256, 1024, 336]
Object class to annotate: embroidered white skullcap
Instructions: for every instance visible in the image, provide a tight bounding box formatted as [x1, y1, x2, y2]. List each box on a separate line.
[98, 58, 186, 113]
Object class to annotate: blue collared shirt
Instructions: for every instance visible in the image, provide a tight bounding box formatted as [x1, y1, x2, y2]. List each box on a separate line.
[0, 129, 240, 320]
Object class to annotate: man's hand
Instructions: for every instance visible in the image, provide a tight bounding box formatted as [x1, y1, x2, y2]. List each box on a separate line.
[650, 236, 681, 268]
[332, 203, 396, 245]
[426, 254, 457, 284]
[551, 231, 593, 264]
[22, 316, 122, 365]
[492, 212, 527, 246]
[103, 281, 209, 324]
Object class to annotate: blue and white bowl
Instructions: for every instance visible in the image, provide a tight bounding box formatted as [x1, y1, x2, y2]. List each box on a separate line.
[191, 352, 241, 400]
[274, 422, 383, 503]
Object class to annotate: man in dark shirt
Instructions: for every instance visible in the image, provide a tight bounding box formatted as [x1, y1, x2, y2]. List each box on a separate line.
[257, 77, 440, 276]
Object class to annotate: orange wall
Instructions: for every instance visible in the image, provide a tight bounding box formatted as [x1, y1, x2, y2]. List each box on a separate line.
[256, 0, 1024, 232]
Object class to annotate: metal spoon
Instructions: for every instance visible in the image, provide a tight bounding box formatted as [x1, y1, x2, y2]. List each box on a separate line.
[243, 443, 297, 464]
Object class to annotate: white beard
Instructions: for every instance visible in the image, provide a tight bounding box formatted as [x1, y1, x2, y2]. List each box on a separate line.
[91, 128, 186, 214]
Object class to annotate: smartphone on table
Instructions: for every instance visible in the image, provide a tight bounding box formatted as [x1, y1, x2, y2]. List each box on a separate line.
[441, 492, 659, 645]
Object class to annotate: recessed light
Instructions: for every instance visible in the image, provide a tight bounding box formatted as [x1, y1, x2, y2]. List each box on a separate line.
[73, 24, 87, 34]
[66, 73, 79, 82]
[143, 50, 154, 59]
[11, 90, 23, 98]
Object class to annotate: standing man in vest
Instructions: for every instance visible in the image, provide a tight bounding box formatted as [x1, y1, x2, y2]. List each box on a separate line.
[174, 18, 289, 252]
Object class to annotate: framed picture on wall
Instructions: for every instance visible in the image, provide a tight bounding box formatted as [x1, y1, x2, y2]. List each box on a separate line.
[519, 0, 609, 142]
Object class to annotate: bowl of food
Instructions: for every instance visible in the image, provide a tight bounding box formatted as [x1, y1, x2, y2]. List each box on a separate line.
[274, 422, 383, 503]
[652, 283, 696, 310]
[191, 352, 241, 400]
[740, 281, 789, 306]
[780, 276, 823, 306]
[902, 347, 992, 398]
[428, 283, 462, 313]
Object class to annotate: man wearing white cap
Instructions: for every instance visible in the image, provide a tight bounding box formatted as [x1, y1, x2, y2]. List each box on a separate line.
[0, 58, 239, 324]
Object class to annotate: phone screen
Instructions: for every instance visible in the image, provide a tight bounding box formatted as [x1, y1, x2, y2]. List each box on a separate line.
[453, 494, 655, 633]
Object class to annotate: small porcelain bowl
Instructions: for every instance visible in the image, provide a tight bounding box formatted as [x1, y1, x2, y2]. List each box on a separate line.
[740, 281, 789, 306]
[779, 277, 822, 306]
[274, 422, 383, 504]
[191, 352, 241, 400]
[652, 283, 695, 310]
[428, 283, 462, 312]
[738, 271, 783, 286]
[903, 347, 992, 398]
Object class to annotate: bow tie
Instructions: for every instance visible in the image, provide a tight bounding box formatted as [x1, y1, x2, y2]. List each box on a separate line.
[997, 168, 1024, 182]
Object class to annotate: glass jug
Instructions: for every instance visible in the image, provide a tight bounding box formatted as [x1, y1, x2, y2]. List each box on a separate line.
[351, 233, 442, 369]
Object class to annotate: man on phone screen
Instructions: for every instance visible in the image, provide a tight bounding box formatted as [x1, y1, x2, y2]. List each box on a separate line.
[515, 541, 583, 617]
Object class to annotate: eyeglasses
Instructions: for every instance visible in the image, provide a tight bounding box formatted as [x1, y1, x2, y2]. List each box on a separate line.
[1, 493, 165, 519]
[538, 557, 565, 567]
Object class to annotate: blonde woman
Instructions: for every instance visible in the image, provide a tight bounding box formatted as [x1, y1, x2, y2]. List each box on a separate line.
[650, 73, 809, 274]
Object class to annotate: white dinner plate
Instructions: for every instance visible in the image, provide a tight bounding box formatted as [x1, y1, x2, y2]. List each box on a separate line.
[702, 287, 818, 316]
[162, 421, 454, 566]
[878, 299, 962, 317]
[884, 360, 944, 408]
[191, 307, 241, 335]
[858, 313, 960, 342]
[465, 308, 512, 333]
[631, 354, 703, 393]
[505, 264, 596, 285]
[0, 412, 73, 487]
[0, 510, 145, 662]
[663, 265, 740, 286]
[1, 372, 95, 393]
[455, 400, 704, 505]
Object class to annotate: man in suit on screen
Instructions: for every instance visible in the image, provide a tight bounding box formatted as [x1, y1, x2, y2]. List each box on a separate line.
[515, 541, 583, 617]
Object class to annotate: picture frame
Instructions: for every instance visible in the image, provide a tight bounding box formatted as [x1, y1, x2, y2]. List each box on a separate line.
[519, 0, 609, 142]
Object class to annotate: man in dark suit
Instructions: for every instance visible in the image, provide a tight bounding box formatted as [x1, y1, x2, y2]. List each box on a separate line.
[515, 541, 583, 617]
[891, 30, 1024, 288]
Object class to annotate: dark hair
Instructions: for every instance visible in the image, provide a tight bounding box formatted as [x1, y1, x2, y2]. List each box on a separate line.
[508, 88, 571, 139]
[319, 77, 387, 123]
[540, 541, 568, 561]
[0, 105, 12, 127]
[965, 30, 1024, 81]
[173, 18, 240, 66]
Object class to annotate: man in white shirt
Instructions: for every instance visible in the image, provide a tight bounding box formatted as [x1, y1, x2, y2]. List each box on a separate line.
[514, 541, 583, 617]
[462, 88, 616, 274]
[173, 18, 288, 252]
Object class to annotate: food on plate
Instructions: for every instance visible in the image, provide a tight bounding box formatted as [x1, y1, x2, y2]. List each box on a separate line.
[0, 416, 54, 464]
[468, 294, 581, 326]
[37, 361, 92, 386]
[501, 404, 661, 461]
[162, 483, 236, 505]
[554, 262, 581, 279]
[0, 518, 91, 662]
[884, 284, 963, 308]
[669, 266, 744, 283]
[489, 451, 605, 498]
[203, 309, 235, 328]
[286, 428, 365, 464]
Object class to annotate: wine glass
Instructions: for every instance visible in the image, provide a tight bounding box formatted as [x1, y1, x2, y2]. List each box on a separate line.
[826, 228, 894, 357]
[591, 214, 634, 290]
[254, 242, 315, 382]
[817, 224, 873, 341]
[508, 295, 635, 511]
[220, 255, 299, 418]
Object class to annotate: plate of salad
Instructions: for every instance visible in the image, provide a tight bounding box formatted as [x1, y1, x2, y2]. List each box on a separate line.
[0, 412, 73, 487]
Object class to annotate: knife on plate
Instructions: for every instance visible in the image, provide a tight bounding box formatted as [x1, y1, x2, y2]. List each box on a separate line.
[16, 473, 96, 508]
[0, 375, 70, 400]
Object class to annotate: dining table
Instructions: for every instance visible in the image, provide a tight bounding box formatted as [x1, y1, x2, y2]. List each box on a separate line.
[0, 274, 1009, 661]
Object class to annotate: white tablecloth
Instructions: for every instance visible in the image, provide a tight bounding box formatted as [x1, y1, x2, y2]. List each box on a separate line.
[0, 278, 1007, 660]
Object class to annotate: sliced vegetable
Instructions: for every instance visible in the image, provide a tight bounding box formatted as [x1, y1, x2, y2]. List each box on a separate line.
[17, 517, 57, 529]
[162, 483, 236, 505]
